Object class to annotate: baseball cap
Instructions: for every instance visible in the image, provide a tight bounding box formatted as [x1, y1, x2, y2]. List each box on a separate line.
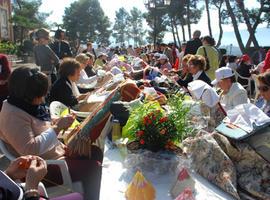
[158, 54, 168, 61]
[154, 53, 160, 57]
[211, 67, 235, 85]
[240, 54, 251, 62]
[97, 52, 108, 58]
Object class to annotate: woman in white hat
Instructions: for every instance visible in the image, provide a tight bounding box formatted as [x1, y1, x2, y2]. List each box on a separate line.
[158, 54, 172, 73]
[212, 67, 248, 111]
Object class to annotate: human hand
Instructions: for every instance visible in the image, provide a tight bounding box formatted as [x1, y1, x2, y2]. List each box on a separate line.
[25, 158, 47, 191]
[54, 115, 75, 134]
[5, 155, 33, 180]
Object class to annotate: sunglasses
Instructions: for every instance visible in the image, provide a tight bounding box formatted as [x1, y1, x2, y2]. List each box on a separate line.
[258, 85, 270, 92]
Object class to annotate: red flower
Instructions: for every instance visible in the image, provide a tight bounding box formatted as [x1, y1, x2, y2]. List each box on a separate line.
[160, 129, 166, 135]
[159, 117, 168, 123]
[140, 139, 145, 145]
[143, 116, 149, 125]
[136, 130, 144, 137]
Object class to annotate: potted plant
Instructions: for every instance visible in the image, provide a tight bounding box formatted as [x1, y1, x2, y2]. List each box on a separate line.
[123, 94, 191, 153]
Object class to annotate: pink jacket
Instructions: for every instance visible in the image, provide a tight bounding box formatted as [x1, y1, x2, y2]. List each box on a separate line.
[0, 101, 65, 159]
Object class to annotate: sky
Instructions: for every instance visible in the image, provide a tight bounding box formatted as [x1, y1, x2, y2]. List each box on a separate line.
[39, 0, 269, 46]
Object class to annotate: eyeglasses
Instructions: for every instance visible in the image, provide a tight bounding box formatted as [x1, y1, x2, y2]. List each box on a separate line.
[258, 85, 270, 92]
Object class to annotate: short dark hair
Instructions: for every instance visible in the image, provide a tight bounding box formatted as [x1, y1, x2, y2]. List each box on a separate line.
[202, 36, 216, 46]
[55, 29, 64, 39]
[188, 55, 206, 71]
[59, 58, 81, 78]
[85, 52, 94, 60]
[8, 67, 48, 103]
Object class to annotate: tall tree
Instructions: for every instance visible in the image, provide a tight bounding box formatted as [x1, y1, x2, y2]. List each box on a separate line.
[129, 7, 145, 46]
[224, 0, 246, 53]
[211, 0, 226, 47]
[112, 8, 130, 45]
[235, 0, 259, 49]
[63, 0, 111, 45]
[144, 8, 167, 45]
[11, 0, 50, 44]
[204, 0, 213, 37]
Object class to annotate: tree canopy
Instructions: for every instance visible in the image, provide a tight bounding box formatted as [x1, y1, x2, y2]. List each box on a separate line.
[62, 0, 111, 45]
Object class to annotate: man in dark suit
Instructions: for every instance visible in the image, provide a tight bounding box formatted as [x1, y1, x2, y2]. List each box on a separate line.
[184, 30, 202, 56]
[50, 29, 73, 60]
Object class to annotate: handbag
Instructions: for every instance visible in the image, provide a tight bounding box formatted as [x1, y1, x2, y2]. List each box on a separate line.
[203, 47, 210, 71]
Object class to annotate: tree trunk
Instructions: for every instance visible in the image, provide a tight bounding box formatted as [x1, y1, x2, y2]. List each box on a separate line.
[174, 19, 181, 47]
[245, 7, 263, 48]
[216, 4, 223, 47]
[224, 0, 246, 53]
[20, 26, 24, 45]
[171, 18, 177, 45]
[186, 0, 191, 39]
[236, 0, 259, 49]
[181, 22, 186, 42]
[205, 0, 213, 37]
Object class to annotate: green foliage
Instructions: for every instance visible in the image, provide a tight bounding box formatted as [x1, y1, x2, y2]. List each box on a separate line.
[12, 0, 50, 43]
[0, 42, 18, 54]
[112, 7, 131, 45]
[167, 94, 191, 142]
[63, 0, 111, 45]
[129, 7, 146, 46]
[123, 95, 191, 151]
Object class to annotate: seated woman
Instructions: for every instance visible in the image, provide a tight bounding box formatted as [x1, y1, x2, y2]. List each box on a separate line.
[174, 54, 193, 88]
[187, 55, 212, 86]
[84, 52, 97, 77]
[158, 54, 172, 73]
[2, 155, 83, 200]
[256, 71, 270, 116]
[0, 66, 103, 199]
[49, 58, 88, 108]
[75, 53, 98, 85]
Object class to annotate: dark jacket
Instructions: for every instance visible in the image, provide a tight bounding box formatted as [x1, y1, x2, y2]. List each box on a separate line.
[84, 65, 97, 77]
[185, 38, 202, 55]
[177, 73, 193, 88]
[197, 71, 212, 86]
[49, 77, 78, 107]
[34, 44, 59, 72]
[50, 40, 72, 59]
[236, 62, 252, 86]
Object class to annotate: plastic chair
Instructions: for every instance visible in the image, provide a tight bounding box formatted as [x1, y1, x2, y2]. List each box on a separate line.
[251, 74, 260, 102]
[0, 139, 82, 198]
[50, 101, 91, 119]
[234, 70, 253, 97]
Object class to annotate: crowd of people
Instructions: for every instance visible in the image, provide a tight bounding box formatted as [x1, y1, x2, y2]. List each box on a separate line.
[0, 27, 270, 199]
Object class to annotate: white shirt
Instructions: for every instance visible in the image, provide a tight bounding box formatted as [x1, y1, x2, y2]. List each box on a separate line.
[226, 62, 238, 71]
[192, 70, 203, 81]
[78, 69, 98, 84]
[220, 82, 248, 111]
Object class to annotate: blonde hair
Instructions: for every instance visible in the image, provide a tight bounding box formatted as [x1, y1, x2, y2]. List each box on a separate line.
[188, 55, 206, 71]
[75, 53, 89, 65]
[182, 54, 192, 63]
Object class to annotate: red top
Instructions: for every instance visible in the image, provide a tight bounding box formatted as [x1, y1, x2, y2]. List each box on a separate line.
[261, 49, 270, 73]
[0, 54, 11, 97]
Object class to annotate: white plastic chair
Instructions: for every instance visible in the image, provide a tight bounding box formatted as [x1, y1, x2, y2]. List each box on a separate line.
[0, 139, 82, 198]
[50, 101, 91, 119]
[234, 70, 253, 97]
[251, 74, 260, 102]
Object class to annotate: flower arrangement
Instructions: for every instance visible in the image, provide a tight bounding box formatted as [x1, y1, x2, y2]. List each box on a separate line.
[123, 94, 191, 152]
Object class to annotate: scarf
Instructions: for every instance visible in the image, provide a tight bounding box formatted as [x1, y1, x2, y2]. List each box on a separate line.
[7, 96, 51, 121]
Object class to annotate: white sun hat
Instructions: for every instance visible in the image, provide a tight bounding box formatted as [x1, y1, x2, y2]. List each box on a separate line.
[211, 67, 235, 85]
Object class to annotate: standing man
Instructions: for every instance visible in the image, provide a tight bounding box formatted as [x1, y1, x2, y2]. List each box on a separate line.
[184, 30, 202, 55]
[50, 29, 73, 60]
[83, 42, 97, 59]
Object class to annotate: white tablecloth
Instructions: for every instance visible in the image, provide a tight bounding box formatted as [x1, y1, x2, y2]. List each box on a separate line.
[99, 139, 236, 200]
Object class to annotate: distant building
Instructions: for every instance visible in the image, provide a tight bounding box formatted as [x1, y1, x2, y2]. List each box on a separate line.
[0, 0, 13, 41]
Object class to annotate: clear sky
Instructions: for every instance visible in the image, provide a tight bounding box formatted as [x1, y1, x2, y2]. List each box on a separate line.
[39, 0, 267, 46]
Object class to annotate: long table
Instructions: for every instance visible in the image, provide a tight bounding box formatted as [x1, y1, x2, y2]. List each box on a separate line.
[99, 138, 236, 200]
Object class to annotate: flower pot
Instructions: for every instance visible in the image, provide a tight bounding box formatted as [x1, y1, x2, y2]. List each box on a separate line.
[127, 141, 183, 156]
